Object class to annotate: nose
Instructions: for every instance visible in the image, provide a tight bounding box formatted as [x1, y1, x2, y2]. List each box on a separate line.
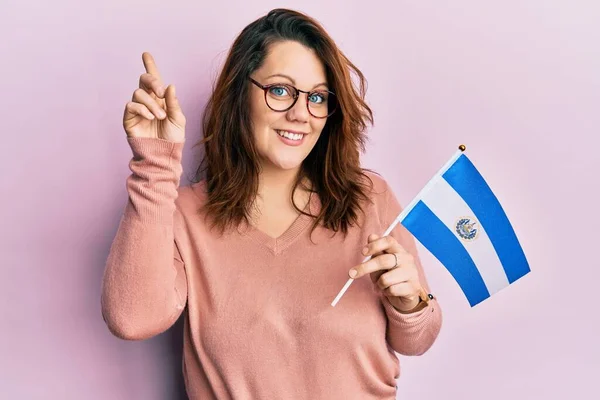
[286, 92, 310, 123]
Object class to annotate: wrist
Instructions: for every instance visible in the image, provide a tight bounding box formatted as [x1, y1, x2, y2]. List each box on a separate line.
[388, 295, 421, 314]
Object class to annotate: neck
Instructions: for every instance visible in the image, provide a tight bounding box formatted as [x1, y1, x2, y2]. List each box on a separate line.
[253, 162, 311, 213]
[257, 164, 301, 200]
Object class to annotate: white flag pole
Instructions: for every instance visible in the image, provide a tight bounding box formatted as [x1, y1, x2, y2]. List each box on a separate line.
[330, 145, 467, 307]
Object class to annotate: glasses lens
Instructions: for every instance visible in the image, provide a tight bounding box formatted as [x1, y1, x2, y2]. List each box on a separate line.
[308, 91, 337, 118]
[265, 84, 296, 111]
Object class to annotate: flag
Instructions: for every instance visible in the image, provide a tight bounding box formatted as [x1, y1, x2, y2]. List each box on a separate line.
[399, 146, 530, 306]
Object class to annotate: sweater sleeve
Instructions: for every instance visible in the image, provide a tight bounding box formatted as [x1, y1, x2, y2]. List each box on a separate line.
[379, 178, 443, 356]
[101, 137, 188, 341]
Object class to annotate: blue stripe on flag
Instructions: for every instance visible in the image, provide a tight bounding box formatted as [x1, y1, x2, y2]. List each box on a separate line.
[402, 201, 490, 306]
[443, 155, 530, 283]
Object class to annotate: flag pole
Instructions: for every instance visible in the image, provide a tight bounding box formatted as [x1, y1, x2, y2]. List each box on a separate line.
[331, 145, 467, 307]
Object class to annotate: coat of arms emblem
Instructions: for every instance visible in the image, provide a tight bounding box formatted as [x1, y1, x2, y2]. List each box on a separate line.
[455, 217, 479, 241]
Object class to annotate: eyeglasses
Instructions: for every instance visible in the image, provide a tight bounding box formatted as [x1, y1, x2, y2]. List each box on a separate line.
[249, 77, 337, 119]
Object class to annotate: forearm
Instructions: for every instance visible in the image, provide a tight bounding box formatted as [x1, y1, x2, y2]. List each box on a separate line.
[383, 295, 442, 356]
[100, 137, 188, 340]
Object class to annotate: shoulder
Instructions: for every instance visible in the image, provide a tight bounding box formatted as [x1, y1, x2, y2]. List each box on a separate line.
[362, 169, 394, 204]
[361, 170, 404, 228]
[175, 180, 209, 212]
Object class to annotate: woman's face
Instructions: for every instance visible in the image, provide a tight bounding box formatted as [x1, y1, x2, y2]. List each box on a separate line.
[249, 40, 329, 173]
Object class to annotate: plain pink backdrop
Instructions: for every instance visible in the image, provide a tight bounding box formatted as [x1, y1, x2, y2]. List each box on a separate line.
[1, 0, 598, 398]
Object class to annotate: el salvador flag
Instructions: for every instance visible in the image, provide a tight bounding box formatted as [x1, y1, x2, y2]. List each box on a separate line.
[396, 146, 530, 307]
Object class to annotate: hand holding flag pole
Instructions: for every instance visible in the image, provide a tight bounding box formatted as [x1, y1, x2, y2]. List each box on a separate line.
[331, 145, 466, 307]
[331, 144, 529, 308]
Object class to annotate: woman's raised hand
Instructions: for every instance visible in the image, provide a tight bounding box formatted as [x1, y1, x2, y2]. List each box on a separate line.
[123, 52, 186, 142]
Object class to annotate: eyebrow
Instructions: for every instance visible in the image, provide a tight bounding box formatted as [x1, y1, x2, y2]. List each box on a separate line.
[265, 73, 328, 90]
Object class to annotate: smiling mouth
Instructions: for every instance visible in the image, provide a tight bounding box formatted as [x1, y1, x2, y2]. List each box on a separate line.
[276, 130, 306, 141]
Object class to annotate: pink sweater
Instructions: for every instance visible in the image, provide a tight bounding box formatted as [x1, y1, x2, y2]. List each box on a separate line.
[101, 137, 442, 399]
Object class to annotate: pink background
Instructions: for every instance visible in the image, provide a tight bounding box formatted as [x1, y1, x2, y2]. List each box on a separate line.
[2, 0, 598, 398]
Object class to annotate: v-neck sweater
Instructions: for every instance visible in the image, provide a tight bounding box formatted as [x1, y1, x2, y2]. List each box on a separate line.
[101, 137, 443, 400]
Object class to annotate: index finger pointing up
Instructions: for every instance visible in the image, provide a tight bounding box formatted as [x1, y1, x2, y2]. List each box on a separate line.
[142, 52, 163, 83]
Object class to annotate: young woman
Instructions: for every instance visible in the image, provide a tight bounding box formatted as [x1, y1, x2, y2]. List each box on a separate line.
[102, 8, 442, 400]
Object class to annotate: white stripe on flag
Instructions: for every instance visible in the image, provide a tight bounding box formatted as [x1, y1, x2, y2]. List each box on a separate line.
[420, 178, 510, 295]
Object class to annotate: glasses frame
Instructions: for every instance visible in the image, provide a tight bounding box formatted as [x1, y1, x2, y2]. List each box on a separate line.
[249, 77, 337, 119]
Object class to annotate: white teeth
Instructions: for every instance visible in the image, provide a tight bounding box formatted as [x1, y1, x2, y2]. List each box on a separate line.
[277, 130, 303, 141]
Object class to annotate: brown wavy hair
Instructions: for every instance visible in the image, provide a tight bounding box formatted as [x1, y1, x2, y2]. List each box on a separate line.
[192, 8, 377, 237]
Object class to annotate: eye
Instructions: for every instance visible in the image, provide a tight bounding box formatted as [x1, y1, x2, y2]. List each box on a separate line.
[308, 92, 326, 104]
[268, 85, 292, 98]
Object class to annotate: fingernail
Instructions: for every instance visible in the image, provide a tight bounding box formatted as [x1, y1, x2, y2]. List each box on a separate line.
[362, 247, 369, 255]
[349, 269, 358, 278]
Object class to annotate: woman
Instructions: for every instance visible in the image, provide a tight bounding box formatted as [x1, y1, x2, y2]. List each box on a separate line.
[101, 8, 442, 400]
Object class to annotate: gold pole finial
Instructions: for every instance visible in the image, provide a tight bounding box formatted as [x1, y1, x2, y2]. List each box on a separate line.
[458, 144, 466, 152]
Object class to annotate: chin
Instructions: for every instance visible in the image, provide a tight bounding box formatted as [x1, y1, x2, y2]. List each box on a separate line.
[274, 160, 303, 171]
[265, 156, 305, 172]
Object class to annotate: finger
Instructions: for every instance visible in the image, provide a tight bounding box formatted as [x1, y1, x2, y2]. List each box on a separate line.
[164, 84, 184, 121]
[366, 234, 385, 283]
[376, 267, 414, 291]
[142, 52, 163, 83]
[132, 88, 167, 119]
[363, 234, 406, 258]
[382, 282, 417, 298]
[365, 234, 385, 257]
[354, 250, 415, 279]
[124, 101, 155, 121]
[350, 252, 402, 279]
[139, 73, 166, 98]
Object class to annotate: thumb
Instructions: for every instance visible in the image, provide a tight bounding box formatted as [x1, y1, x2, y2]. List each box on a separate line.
[165, 84, 185, 123]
